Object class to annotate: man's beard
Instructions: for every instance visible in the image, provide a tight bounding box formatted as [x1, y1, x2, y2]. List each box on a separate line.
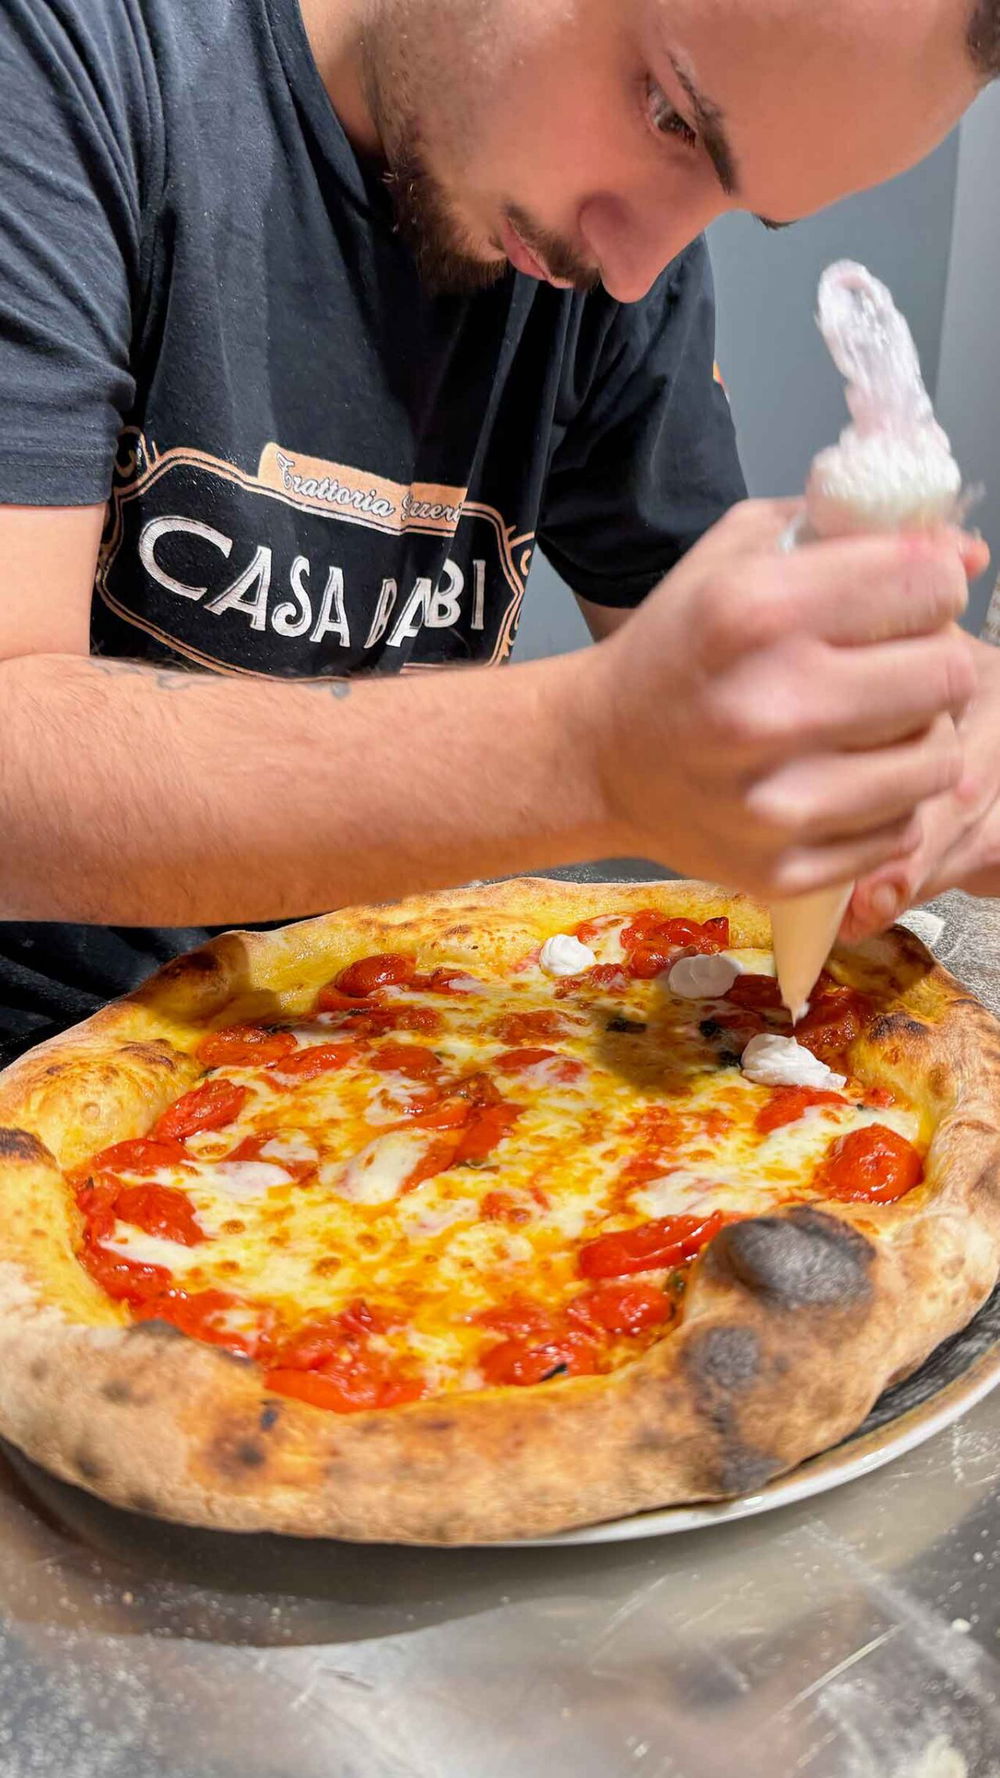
[365, 48, 598, 297]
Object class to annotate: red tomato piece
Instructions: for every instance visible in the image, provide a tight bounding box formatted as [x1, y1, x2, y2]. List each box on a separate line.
[480, 1190, 532, 1225]
[568, 1281, 676, 1335]
[475, 1298, 559, 1341]
[795, 985, 870, 1062]
[627, 942, 676, 979]
[113, 1184, 206, 1247]
[493, 1047, 559, 1071]
[815, 1124, 923, 1204]
[574, 915, 619, 945]
[726, 974, 785, 1012]
[263, 1368, 425, 1413]
[578, 1211, 724, 1279]
[449, 1071, 502, 1106]
[154, 1079, 249, 1140]
[134, 1289, 267, 1357]
[755, 1087, 845, 1135]
[316, 985, 368, 1013]
[369, 1041, 441, 1079]
[90, 1136, 190, 1177]
[453, 1102, 522, 1164]
[79, 1244, 171, 1306]
[197, 1025, 298, 1069]
[494, 1010, 569, 1045]
[268, 1042, 358, 1080]
[409, 967, 472, 993]
[555, 962, 631, 998]
[224, 1131, 318, 1182]
[335, 953, 417, 998]
[866, 1086, 897, 1109]
[405, 1098, 472, 1131]
[480, 1332, 598, 1388]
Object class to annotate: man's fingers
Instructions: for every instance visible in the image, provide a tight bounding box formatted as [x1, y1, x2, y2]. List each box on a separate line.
[748, 723, 963, 845]
[767, 816, 924, 899]
[729, 532, 970, 656]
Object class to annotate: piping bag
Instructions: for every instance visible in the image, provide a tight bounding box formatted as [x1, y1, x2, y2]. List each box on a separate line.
[770, 261, 968, 1021]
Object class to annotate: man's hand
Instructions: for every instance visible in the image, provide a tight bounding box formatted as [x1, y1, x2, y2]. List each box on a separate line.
[581, 499, 977, 899]
[845, 634, 1000, 937]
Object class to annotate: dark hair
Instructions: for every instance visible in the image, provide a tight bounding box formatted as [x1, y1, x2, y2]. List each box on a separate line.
[969, 0, 1000, 76]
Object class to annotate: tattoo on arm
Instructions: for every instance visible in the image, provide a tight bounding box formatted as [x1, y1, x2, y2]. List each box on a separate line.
[90, 657, 354, 699]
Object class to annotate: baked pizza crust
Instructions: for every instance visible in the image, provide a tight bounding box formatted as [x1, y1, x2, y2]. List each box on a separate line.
[0, 877, 997, 1545]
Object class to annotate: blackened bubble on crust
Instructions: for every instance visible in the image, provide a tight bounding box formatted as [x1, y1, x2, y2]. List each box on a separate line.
[0, 1127, 51, 1164]
[868, 1012, 928, 1046]
[682, 1327, 780, 1495]
[120, 1041, 181, 1071]
[259, 1403, 281, 1432]
[208, 1430, 269, 1476]
[74, 1450, 104, 1484]
[100, 1379, 135, 1405]
[159, 949, 223, 985]
[686, 1326, 761, 1394]
[124, 1318, 185, 1343]
[716, 1208, 875, 1309]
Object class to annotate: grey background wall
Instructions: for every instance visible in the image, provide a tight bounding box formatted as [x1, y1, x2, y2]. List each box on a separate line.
[513, 87, 1000, 660]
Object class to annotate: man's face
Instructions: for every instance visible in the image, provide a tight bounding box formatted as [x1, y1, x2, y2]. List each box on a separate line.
[361, 0, 981, 299]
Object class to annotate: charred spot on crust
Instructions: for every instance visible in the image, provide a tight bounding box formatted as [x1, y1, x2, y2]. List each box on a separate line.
[100, 1379, 136, 1405]
[607, 1017, 647, 1034]
[128, 1491, 158, 1516]
[686, 1326, 761, 1394]
[259, 1403, 281, 1432]
[208, 1429, 269, 1475]
[158, 948, 223, 984]
[0, 1127, 51, 1164]
[868, 1012, 928, 1046]
[125, 1318, 184, 1343]
[683, 1326, 778, 1496]
[120, 1041, 181, 1071]
[75, 1450, 104, 1484]
[714, 1208, 875, 1308]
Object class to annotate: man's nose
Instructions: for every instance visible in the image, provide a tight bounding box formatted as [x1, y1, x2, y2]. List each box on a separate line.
[578, 189, 727, 303]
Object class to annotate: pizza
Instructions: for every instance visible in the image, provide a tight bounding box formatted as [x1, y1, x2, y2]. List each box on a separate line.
[0, 878, 997, 1545]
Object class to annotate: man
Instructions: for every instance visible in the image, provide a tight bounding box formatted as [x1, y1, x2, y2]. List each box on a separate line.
[0, 0, 995, 1063]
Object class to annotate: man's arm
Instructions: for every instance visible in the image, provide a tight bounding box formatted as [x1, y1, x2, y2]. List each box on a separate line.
[575, 595, 632, 641]
[0, 500, 977, 928]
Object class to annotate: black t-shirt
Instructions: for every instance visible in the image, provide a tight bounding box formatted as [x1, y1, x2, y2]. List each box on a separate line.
[0, 0, 745, 1061]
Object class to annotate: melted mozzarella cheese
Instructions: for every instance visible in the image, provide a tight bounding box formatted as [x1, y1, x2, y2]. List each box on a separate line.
[539, 934, 598, 977]
[101, 1225, 206, 1273]
[630, 1167, 777, 1222]
[325, 1129, 437, 1205]
[741, 1033, 846, 1091]
[258, 1131, 319, 1168]
[210, 1160, 293, 1199]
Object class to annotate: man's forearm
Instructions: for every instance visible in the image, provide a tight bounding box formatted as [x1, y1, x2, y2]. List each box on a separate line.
[0, 654, 617, 924]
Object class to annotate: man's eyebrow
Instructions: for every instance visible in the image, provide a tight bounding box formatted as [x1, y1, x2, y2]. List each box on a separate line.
[668, 55, 739, 196]
[756, 214, 797, 231]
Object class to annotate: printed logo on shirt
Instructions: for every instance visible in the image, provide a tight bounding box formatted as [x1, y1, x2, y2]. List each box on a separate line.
[95, 433, 535, 678]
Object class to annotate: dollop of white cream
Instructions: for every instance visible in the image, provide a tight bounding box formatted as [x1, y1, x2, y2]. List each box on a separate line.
[667, 953, 740, 1000]
[740, 1033, 846, 1091]
[539, 934, 597, 977]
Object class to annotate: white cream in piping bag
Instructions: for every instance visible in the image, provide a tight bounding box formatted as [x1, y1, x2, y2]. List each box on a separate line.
[770, 261, 966, 1023]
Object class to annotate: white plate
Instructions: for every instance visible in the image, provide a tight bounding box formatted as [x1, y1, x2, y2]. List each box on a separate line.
[507, 1293, 1000, 1547]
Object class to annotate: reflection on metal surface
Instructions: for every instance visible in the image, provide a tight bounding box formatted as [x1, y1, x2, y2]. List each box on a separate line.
[1, 881, 1000, 1775]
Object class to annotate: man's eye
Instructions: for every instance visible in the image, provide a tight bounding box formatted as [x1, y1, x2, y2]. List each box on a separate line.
[645, 77, 698, 149]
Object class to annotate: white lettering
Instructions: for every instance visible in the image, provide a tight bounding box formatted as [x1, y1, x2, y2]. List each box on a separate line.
[472, 560, 486, 631]
[388, 578, 431, 647]
[427, 560, 463, 628]
[310, 567, 351, 647]
[272, 555, 314, 639]
[205, 546, 272, 630]
[365, 579, 398, 649]
[139, 516, 234, 600]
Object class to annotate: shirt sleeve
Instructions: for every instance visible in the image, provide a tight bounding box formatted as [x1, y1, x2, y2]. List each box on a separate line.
[537, 237, 747, 609]
[0, 0, 155, 505]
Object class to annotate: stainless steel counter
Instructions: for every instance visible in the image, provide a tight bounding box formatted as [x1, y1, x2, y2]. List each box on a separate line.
[2, 881, 1000, 1778]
